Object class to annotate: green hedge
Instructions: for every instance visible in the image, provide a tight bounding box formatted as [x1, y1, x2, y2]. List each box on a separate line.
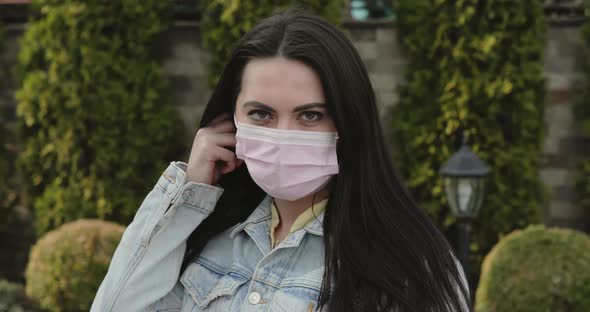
[15, 0, 185, 234]
[199, 0, 343, 87]
[575, 1, 590, 213]
[25, 219, 125, 312]
[394, 0, 546, 278]
[475, 225, 590, 311]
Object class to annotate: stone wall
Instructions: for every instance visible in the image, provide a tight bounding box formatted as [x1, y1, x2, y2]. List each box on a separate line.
[159, 22, 211, 142]
[1, 18, 589, 235]
[542, 24, 590, 231]
[344, 19, 404, 115]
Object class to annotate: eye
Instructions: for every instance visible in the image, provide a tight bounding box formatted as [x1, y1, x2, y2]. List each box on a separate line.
[248, 110, 271, 121]
[300, 111, 323, 122]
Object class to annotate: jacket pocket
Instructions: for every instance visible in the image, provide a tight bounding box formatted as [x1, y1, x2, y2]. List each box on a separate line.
[180, 260, 249, 310]
[270, 277, 324, 312]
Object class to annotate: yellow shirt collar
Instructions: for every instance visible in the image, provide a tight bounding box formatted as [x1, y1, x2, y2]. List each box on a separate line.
[270, 198, 328, 247]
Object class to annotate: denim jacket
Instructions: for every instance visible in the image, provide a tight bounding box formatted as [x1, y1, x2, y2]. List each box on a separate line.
[91, 161, 469, 312]
[91, 161, 327, 312]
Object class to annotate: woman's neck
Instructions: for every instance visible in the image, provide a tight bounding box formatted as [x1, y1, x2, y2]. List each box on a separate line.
[273, 186, 330, 241]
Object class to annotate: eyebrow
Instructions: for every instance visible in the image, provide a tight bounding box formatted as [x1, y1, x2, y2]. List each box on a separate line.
[243, 101, 327, 113]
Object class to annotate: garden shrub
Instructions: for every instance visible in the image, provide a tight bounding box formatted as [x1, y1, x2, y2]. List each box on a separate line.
[0, 279, 45, 312]
[475, 225, 590, 311]
[15, 0, 185, 235]
[199, 0, 343, 86]
[25, 219, 124, 312]
[394, 0, 546, 279]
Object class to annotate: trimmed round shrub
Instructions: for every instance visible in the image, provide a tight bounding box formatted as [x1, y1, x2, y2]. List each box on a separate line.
[25, 219, 125, 312]
[475, 225, 590, 312]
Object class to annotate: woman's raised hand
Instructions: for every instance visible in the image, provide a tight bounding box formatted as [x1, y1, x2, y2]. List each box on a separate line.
[186, 113, 243, 185]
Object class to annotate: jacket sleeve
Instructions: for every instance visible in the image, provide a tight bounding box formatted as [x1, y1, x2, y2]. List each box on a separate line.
[90, 161, 223, 312]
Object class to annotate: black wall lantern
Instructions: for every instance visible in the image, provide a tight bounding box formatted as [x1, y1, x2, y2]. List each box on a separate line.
[440, 135, 490, 291]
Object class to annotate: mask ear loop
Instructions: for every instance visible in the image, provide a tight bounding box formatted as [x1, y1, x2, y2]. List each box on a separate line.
[233, 115, 240, 129]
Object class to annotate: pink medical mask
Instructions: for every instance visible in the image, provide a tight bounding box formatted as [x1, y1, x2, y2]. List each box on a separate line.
[234, 120, 339, 201]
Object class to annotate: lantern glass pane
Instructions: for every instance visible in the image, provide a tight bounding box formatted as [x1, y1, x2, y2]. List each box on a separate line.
[457, 179, 473, 213]
[443, 177, 459, 216]
[444, 176, 486, 219]
[472, 178, 486, 216]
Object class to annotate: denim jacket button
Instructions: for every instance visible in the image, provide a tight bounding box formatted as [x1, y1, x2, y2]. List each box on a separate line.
[248, 291, 262, 305]
[182, 189, 194, 202]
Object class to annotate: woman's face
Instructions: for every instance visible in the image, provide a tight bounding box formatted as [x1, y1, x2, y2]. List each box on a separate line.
[235, 57, 337, 132]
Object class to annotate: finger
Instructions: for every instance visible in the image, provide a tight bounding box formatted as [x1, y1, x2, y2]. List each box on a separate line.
[209, 120, 237, 133]
[224, 158, 245, 174]
[219, 155, 240, 175]
[208, 132, 237, 147]
[207, 113, 230, 127]
[209, 145, 236, 164]
[211, 146, 239, 174]
[219, 160, 238, 175]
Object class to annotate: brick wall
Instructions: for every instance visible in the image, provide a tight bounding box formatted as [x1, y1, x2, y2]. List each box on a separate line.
[542, 25, 590, 231]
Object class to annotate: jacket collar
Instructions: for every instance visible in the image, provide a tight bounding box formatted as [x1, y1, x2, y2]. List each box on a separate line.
[229, 195, 325, 253]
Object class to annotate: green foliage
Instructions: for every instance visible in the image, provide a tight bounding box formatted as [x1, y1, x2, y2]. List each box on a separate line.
[0, 279, 45, 312]
[574, 1, 590, 212]
[15, 0, 185, 234]
[0, 20, 35, 284]
[394, 0, 546, 278]
[25, 219, 124, 312]
[200, 0, 343, 86]
[475, 225, 590, 311]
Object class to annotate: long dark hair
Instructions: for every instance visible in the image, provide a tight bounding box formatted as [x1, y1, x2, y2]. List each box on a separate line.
[181, 8, 471, 312]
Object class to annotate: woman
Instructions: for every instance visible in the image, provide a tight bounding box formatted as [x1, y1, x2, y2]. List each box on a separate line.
[91, 8, 470, 312]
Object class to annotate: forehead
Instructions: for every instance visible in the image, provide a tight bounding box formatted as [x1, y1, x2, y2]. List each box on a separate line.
[238, 57, 325, 107]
